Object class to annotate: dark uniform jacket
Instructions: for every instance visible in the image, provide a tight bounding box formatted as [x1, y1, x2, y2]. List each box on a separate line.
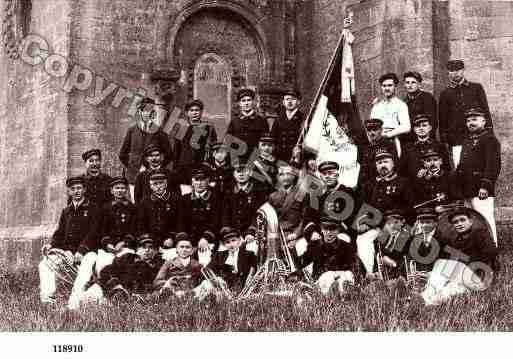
[178, 190, 222, 247]
[270, 109, 304, 162]
[134, 167, 178, 205]
[251, 156, 278, 189]
[222, 181, 270, 237]
[118, 123, 172, 184]
[299, 238, 357, 280]
[403, 90, 437, 142]
[399, 139, 451, 180]
[413, 170, 462, 208]
[153, 257, 202, 290]
[375, 226, 412, 278]
[456, 129, 501, 198]
[101, 199, 137, 242]
[82, 173, 113, 207]
[51, 200, 102, 255]
[269, 185, 310, 238]
[357, 138, 397, 187]
[209, 161, 233, 195]
[207, 248, 257, 291]
[226, 112, 269, 161]
[137, 191, 181, 247]
[439, 80, 492, 146]
[175, 122, 217, 178]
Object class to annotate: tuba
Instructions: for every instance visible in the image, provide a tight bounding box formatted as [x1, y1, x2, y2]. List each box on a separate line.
[43, 247, 78, 291]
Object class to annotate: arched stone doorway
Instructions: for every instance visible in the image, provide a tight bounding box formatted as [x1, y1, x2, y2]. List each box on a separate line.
[173, 7, 264, 136]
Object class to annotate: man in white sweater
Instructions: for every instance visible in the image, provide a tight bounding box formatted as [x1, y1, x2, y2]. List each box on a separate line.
[370, 73, 411, 158]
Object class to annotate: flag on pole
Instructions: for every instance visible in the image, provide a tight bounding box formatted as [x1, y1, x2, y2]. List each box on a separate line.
[302, 28, 364, 188]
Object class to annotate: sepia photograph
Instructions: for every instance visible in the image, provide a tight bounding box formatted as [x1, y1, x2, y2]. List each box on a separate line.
[0, 0, 512, 348]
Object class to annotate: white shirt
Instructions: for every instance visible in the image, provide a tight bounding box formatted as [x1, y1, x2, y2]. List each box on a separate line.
[370, 96, 411, 138]
[225, 249, 239, 273]
[285, 108, 299, 120]
[178, 257, 190, 267]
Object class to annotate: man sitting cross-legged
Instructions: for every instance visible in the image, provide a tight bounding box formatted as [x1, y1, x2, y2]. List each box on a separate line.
[153, 232, 202, 298]
[421, 207, 498, 305]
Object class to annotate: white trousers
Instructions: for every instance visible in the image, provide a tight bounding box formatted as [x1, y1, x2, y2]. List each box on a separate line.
[317, 271, 355, 295]
[451, 145, 462, 169]
[193, 279, 225, 301]
[421, 259, 487, 305]
[38, 251, 74, 303]
[357, 229, 379, 274]
[466, 197, 497, 246]
[68, 250, 114, 309]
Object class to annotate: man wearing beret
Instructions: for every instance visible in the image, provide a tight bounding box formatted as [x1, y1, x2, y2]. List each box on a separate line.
[39, 176, 102, 304]
[370, 73, 411, 158]
[251, 133, 278, 189]
[80, 148, 113, 207]
[421, 207, 497, 305]
[133, 143, 178, 205]
[439, 60, 492, 168]
[178, 163, 222, 252]
[119, 97, 172, 199]
[399, 114, 451, 182]
[270, 88, 305, 162]
[357, 117, 397, 187]
[226, 88, 270, 162]
[175, 99, 218, 180]
[137, 169, 181, 249]
[455, 108, 501, 245]
[402, 71, 437, 142]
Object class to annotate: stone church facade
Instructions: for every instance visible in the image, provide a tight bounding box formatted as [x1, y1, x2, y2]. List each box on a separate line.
[0, 0, 512, 268]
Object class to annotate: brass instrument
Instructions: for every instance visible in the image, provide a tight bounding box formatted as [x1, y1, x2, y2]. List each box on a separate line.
[43, 247, 78, 291]
[404, 257, 428, 293]
[375, 241, 389, 281]
[201, 266, 233, 300]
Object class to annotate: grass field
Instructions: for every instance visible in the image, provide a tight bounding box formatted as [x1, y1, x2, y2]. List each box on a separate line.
[1, 225, 512, 332]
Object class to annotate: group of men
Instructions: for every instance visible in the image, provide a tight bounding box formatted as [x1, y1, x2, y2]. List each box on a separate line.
[38, 59, 501, 309]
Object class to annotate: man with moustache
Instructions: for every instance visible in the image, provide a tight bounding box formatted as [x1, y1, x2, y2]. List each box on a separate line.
[80, 149, 112, 207]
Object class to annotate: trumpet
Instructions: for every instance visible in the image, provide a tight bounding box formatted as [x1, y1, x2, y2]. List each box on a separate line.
[201, 266, 233, 300]
[376, 242, 389, 282]
[43, 247, 78, 290]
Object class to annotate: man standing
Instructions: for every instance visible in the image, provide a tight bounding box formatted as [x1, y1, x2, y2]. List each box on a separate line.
[403, 71, 437, 142]
[370, 73, 411, 157]
[439, 60, 492, 168]
[81, 149, 112, 207]
[226, 88, 269, 163]
[270, 88, 304, 162]
[251, 133, 278, 190]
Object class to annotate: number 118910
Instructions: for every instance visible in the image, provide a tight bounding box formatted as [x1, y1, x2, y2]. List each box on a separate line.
[52, 345, 83, 353]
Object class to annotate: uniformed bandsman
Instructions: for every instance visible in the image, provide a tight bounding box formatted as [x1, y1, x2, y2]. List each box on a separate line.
[208, 142, 233, 195]
[80, 148, 112, 207]
[251, 133, 278, 189]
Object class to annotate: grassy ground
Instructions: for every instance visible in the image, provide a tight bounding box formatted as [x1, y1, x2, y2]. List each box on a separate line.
[1, 226, 512, 331]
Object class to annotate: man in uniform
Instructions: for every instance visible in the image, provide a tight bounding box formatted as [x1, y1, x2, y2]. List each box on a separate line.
[455, 108, 501, 245]
[399, 114, 450, 182]
[226, 88, 269, 163]
[439, 60, 492, 168]
[80, 148, 112, 207]
[370, 73, 411, 157]
[403, 71, 437, 142]
[208, 142, 233, 195]
[119, 97, 172, 200]
[271, 88, 304, 162]
[251, 133, 278, 190]
[39, 176, 102, 304]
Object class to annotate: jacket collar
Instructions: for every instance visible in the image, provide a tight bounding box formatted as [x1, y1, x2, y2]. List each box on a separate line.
[192, 189, 211, 201]
[239, 110, 255, 119]
[112, 198, 131, 206]
[151, 191, 171, 202]
[448, 78, 469, 89]
[469, 128, 489, 140]
[234, 181, 253, 194]
[376, 172, 398, 183]
[414, 137, 432, 146]
[69, 198, 88, 210]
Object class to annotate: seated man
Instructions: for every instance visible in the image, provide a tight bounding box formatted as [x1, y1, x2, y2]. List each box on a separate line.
[195, 227, 257, 300]
[39, 176, 101, 304]
[251, 133, 278, 190]
[153, 232, 202, 297]
[421, 207, 498, 305]
[409, 207, 439, 274]
[301, 217, 358, 296]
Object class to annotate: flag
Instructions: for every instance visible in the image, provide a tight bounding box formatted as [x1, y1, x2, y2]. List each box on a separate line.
[302, 29, 365, 188]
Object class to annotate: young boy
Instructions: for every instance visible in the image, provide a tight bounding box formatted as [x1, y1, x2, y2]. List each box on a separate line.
[195, 227, 257, 300]
[455, 108, 501, 245]
[153, 232, 202, 296]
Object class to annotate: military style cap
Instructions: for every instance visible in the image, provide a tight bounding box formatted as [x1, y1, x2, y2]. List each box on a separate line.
[191, 163, 212, 179]
[318, 161, 339, 173]
[447, 207, 473, 222]
[233, 160, 250, 171]
[374, 147, 394, 161]
[184, 99, 204, 111]
[416, 207, 437, 221]
[413, 113, 431, 126]
[384, 209, 406, 220]
[138, 97, 155, 110]
[66, 175, 85, 187]
[320, 216, 342, 230]
[237, 88, 256, 101]
[464, 107, 486, 118]
[278, 163, 299, 176]
[365, 118, 384, 129]
[82, 148, 101, 162]
[220, 227, 240, 242]
[144, 143, 162, 156]
[148, 168, 168, 181]
[258, 133, 275, 144]
[175, 232, 190, 244]
[282, 87, 301, 99]
[123, 234, 138, 250]
[211, 142, 229, 151]
[403, 71, 423, 83]
[421, 147, 441, 160]
[110, 176, 128, 187]
[138, 233, 154, 246]
[447, 60, 464, 71]
[378, 72, 399, 85]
